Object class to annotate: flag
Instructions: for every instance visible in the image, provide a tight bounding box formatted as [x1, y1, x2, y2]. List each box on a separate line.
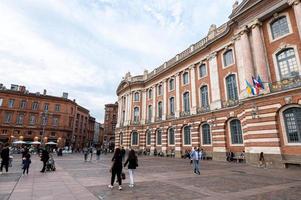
[246, 80, 254, 95]
[252, 76, 261, 89]
[257, 75, 265, 89]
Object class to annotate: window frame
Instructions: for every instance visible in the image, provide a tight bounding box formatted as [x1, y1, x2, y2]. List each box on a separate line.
[198, 63, 207, 79]
[200, 85, 210, 108]
[222, 49, 235, 68]
[183, 125, 191, 146]
[267, 13, 293, 43]
[182, 71, 189, 85]
[169, 97, 175, 115]
[148, 105, 152, 122]
[169, 78, 175, 91]
[157, 101, 163, 119]
[133, 107, 140, 122]
[146, 130, 151, 146]
[168, 128, 175, 146]
[201, 123, 212, 146]
[131, 131, 139, 146]
[183, 91, 190, 113]
[228, 119, 244, 146]
[156, 129, 162, 146]
[225, 74, 239, 101]
[134, 92, 140, 102]
[8, 99, 15, 108]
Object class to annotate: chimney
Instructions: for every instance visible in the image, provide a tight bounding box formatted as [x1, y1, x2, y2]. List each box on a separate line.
[62, 92, 68, 99]
[43, 89, 47, 95]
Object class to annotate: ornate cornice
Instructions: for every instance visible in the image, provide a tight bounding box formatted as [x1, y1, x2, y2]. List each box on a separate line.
[288, 0, 300, 6]
[249, 19, 262, 29]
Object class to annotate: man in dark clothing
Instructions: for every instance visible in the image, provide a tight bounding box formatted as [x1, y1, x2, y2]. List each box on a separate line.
[40, 149, 49, 172]
[121, 147, 126, 161]
[0, 143, 10, 174]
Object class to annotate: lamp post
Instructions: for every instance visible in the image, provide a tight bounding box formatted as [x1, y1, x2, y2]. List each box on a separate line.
[40, 111, 49, 146]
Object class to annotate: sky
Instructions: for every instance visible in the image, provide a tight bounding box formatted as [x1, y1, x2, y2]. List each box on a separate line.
[0, 0, 237, 122]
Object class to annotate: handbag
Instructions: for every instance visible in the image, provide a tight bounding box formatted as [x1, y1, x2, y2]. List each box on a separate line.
[121, 172, 126, 180]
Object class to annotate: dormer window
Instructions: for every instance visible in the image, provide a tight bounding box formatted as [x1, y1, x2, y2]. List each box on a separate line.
[223, 49, 234, 67]
[183, 72, 189, 85]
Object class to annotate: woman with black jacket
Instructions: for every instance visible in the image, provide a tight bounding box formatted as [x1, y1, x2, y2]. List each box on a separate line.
[108, 148, 123, 190]
[124, 149, 138, 188]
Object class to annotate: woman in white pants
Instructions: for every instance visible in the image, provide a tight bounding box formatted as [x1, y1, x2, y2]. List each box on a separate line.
[124, 149, 138, 187]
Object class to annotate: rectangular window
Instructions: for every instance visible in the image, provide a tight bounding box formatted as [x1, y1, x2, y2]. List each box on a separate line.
[157, 131, 162, 145]
[52, 117, 59, 126]
[29, 115, 36, 125]
[170, 98, 175, 115]
[20, 100, 26, 109]
[55, 104, 60, 112]
[4, 112, 12, 123]
[51, 132, 56, 137]
[32, 102, 39, 110]
[0, 98, 3, 107]
[199, 64, 207, 78]
[8, 99, 15, 108]
[44, 103, 49, 111]
[183, 72, 189, 85]
[1, 130, 8, 135]
[169, 79, 175, 91]
[16, 114, 24, 125]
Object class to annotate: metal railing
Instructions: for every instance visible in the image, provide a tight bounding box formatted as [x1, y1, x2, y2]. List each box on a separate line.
[269, 75, 301, 93]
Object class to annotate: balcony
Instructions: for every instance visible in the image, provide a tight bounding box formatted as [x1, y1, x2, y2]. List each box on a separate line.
[222, 99, 240, 108]
[156, 117, 163, 122]
[269, 75, 301, 93]
[131, 121, 140, 125]
[167, 113, 175, 120]
[180, 111, 190, 117]
[197, 106, 210, 114]
[145, 119, 152, 124]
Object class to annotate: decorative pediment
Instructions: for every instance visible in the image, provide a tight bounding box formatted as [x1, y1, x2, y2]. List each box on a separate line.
[229, 0, 263, 19]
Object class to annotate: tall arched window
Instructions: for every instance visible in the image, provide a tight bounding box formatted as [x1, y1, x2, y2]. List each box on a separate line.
[283, 107, 301, 143]
[200, 85, 209, 108]
[158, 85, 163, 96]
[226, 74, 238, 101]
[168, 128, 175, 145]
[157, 129, 162, 145]
[120, 133, 123, 145]
[133, 107, 139, 122]
[223, 49, 234, 67]
[183, 92, 190, 113]
[271, 16, 289, 39]
[183, 72, 189, 84]
[158, 101, 163, 119]
[230, 119, 243, 144]
[134, 92, 140, 101]
[199, 64, 207, 78]
[146, 130, 151, 145]
[131, 131, 139, 145]
[169, 79, 175, 91]
[169, 97, 175, 115]
[276, 48, 299, 79]
[148, 105, 152, 122]
[202, 124, 211, 145]
[148, 89, 152, 99]
[183, 126, 191, 145]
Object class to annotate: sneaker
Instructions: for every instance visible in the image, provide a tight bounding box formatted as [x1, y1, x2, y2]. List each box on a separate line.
[108, 185, 113, 189]
[0, 172, 2, 175]
[118, 186, 122, 190]
[129, 184, 134, 188]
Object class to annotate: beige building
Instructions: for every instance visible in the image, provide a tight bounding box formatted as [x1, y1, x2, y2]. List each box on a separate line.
[115, 0, 301, 167]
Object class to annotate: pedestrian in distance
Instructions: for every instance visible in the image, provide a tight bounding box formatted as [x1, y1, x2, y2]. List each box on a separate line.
[258, 152, 266, 168]
[197, 148, 202, 172]
[108, 148, 123, 190]
[40, 149, 49, 173]
[124, 149, 138, 188]
[121, 147, 126, 161]
[89, 147, 93, 161]
[0, 143, 10, 174]
[96, 148, 101, 160]
[22, 151, 31, 175]
[190, 147, 200, 175]
[83, 147, 88, 162]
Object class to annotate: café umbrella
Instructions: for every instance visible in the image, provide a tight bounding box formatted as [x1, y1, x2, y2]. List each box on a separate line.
[30, 141, 41, 145]
[13, 141, 26, 144]
[45, 141, 57, 145]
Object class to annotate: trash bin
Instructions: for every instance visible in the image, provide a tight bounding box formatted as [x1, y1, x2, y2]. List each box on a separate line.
[9, 156, 13, 167]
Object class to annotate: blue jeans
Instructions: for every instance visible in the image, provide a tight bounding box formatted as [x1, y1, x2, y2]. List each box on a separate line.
[193, 160, 200, 174]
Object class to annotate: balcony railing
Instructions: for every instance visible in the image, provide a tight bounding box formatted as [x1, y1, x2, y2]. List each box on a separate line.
[180, 111, 190, 117]
[167, 113, 175, 120]
[145, 119, 152, 124]
[222, 99, 240, 108]
[269, 75, 301, 93]
[131, 121, 140, 125]
[197, 106, 210, 114]
[156, 117, 163, 122]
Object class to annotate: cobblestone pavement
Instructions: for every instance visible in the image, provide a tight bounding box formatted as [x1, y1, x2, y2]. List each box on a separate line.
[1, 153, 301, 200]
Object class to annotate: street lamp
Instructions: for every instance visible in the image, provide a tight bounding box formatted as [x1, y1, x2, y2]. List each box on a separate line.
[40, 111, 49, 145]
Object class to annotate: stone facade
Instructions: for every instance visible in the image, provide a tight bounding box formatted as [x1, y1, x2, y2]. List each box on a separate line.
[115, 0, 301, 167]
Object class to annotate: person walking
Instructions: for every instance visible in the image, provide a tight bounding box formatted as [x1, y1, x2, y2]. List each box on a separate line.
[83, 147, 88, 162]
[190, 147, 200, 175]
[96, 148, 101, 160]
[258, 152, 266, 168]
[40, 149, 49, 173]
[121, 147, 126, 161]
[89, 147, 93, 161]
[22, 151, 31, 175]
[0, 143, 10, 174]
[108, 148, 123, 190]
[124, 149, 138, 187]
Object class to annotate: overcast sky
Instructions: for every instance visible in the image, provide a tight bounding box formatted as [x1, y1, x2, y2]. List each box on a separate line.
[0, 0, 236, 122]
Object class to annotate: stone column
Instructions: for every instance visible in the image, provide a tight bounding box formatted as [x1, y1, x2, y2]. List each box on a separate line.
[190, 66, 197, 114]
[128, 92, 132, 125]
[116, 97, 122, 128]
[175, 73, 180, 118]
[151, 86, 157, 123]
[124, 95, 128, 126]
[141, 89, 146, 125]
[162, 79, 167, 120]
[288, 0, 301, 39]
[240, 27, 254, 87]
[250, 19, 270, 91]
[208, 53, 221, 109]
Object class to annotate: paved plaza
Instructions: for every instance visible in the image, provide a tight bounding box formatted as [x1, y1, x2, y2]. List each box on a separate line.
[1, 153, 301, 200]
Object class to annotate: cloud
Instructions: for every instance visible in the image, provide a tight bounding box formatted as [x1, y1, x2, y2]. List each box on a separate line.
[0, 0, 232, 122]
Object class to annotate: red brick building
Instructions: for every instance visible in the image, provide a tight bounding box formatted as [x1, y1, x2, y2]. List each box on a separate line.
[103, 103, 118, 150]
[0, 84, 95, 148]
[115, 0, 301, 167]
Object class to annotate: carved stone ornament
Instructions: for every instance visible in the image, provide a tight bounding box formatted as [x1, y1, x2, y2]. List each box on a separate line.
[284, 96, 293, 104]
[288, 0, 300, 6]
[249, 19, 262, 29]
